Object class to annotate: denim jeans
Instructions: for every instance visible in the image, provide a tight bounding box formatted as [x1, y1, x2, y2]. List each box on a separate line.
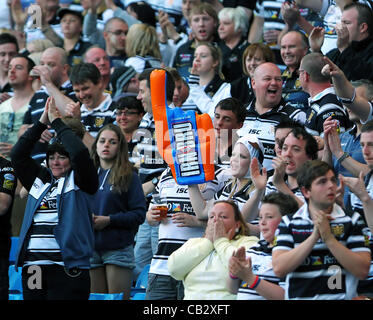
[133, 220, 159, 280]
[145, 273, 184, 300]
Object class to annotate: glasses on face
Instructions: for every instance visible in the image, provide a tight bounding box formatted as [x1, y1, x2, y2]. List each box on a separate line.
[108, 30, 128, 36]
[115, 110, 141, 116]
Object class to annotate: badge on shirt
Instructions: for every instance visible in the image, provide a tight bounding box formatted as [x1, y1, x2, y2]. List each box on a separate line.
[331, 224, 344, 238]
[3, 173, 15, 191]
[95, 117, 105, 128]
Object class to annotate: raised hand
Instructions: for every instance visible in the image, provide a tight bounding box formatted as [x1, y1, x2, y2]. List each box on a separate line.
[335, 22, 350, 53]
[250, 157, 267, 191]
[309, 27, 325, 52]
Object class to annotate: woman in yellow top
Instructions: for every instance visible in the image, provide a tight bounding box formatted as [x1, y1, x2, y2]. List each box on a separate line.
[167, 200, 258, 300]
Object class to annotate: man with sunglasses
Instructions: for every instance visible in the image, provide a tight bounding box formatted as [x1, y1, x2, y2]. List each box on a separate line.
[0, 55, 35, 159]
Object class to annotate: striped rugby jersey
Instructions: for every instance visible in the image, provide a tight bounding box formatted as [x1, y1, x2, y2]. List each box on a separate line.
[273, 203, 370, 299]
[237, 99, 306, 171]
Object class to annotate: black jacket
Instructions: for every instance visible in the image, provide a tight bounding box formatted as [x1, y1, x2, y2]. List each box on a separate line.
[327, 36, 373, 82]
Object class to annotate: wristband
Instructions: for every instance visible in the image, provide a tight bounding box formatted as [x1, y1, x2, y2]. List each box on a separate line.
[337, 152, 350, 164]
[229, 273, 238, 279]
[337, 88, 356, 105]
[249, 275, 261, 290]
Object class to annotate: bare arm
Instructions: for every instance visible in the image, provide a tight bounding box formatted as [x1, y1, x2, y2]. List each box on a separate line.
[228, 246, 285, 299]
[241, 158, 267, 221]
[272, 228, 320, 278]
[188, 184, 211, 220]
[31, 65, 74, 117]
[0, 192, 13, 216]
[294, 0, 324, 12]
[323, 117, 370, 177]
[322, 56, 371, 122]
[314, 209, 371, 279]
[248, 15, 264, 43]
[271, 156, 304, 207]
[341, 172, 373, 233]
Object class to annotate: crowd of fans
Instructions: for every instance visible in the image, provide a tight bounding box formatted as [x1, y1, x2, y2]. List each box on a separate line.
[0, 0, 372, 301]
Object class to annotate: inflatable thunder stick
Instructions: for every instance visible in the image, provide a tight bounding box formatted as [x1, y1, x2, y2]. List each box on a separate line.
[150, 69, 215, 185]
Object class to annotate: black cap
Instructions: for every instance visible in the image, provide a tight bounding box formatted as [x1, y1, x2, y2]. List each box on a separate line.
[58, 8, 83, 24]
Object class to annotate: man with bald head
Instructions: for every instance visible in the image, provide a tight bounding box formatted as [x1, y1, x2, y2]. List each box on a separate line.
[103, 17, 128, 67]
[280, 31, 310, 110]
[299, 52, 350, 138]
[238, 62, 306, 172]
[84, 46, 111, 92]
[19, 47, 77, 162]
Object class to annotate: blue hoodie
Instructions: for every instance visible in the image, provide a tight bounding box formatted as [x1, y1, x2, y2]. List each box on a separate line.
[93, 168, 146, 251]
[11, 119, 99, 270]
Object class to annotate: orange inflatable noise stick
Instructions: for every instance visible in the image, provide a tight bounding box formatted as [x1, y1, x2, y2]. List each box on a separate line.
[151, 69, 215, 184]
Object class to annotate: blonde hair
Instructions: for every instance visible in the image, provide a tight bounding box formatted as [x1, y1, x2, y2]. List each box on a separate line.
[125, 23, 161, 59]
[27, 38, 54, 53]
[195, 41, 224, 80]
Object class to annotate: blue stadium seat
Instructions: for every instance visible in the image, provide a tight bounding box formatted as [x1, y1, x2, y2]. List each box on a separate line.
[132, 292, 146, 300]
[130, 264, 150, 298]
[135, 264, 150, 289]
[89, 292, 124, 300]
[8, 293, 23, 300]
[8, 265, 22, 293]
[9, 237, 19, 265]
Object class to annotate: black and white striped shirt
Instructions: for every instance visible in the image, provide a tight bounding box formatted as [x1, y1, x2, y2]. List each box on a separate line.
[149, 168, 205, 276]
[237, 240, 284, 300]
[237, 100, 306, 171]
[132, 113, 168, 183]
[80, 93, 116, 138]
[273, 203, 371, 299]
[24, 180, 63, 266]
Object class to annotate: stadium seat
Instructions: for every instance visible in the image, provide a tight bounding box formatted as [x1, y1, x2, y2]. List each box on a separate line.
[9, 237, 19, 265]
[89, 292, 124, 300]
[132, 292, 146, 300]
[130, 264, 150, 297]
[8, 265, 22, 293]
[135, 264, 150, 289]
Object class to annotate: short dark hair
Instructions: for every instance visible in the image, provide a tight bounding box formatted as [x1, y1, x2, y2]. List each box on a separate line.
[344, 2, 373, 37]
[69, 62, 102, 85]
[261, 192, 299, 216]
[0, 33, 19, 51]
[301, 52, 330, 83]
[46, 141, 70, 164]
[138, 68, 175, 103]
[297, 160, 335, 191]
[215, 97, 247, 124]
[12, 54, 35, 73]
[275, 119, 303, 133]
[287, 126, 318, 160]
[116, 95, 145, 114]
[361, 119, 373, 134]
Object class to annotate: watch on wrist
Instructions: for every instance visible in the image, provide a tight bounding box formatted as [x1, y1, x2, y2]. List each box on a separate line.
[337, 152, 350, 164]
[152, 177, 159, 186]
[337, 88, 356, 105]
